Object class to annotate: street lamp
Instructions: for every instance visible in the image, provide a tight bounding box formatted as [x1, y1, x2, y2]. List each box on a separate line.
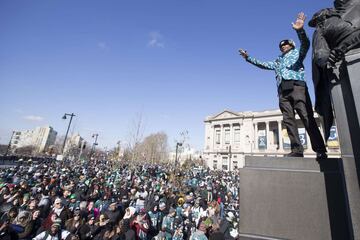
[61, 113, 76, 155]
[89, 133, 99, 159]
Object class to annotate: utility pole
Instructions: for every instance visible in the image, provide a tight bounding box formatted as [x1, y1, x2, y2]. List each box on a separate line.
[89, 133, 99, 159]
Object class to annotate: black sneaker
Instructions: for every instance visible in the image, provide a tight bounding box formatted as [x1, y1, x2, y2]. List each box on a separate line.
[285, 152, 304, 158]
[316, 152, 328, 160]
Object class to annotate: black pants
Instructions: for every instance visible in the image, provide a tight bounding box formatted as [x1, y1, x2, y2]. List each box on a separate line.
[279, 84, 326, 153]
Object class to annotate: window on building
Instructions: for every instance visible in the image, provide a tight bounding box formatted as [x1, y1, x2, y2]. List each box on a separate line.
[222, 156, 228, 170]
[233, 161, 238, 170]
[225, 129, 230, 144]
[234, 128, 240, 143]
[215, 129, 221, 144]
[213, 160, 218, 170]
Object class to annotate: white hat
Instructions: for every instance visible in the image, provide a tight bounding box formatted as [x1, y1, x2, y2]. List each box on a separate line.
[226, 212, 235, 222]
[123, 207, 136, 219]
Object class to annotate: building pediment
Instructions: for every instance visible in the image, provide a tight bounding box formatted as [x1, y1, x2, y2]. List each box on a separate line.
[211, 110, 241, 120]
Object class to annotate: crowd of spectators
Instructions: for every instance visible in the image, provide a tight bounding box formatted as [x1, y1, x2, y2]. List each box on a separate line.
[0, 158, 239, 240]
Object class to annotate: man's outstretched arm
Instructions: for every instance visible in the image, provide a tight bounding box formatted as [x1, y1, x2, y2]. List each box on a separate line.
[239, 49, 276, 70]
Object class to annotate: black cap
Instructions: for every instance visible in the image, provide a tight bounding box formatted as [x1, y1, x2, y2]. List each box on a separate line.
[279, 39, 295, 49]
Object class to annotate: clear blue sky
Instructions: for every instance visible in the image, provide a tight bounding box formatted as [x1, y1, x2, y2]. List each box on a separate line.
[0, 0, 330, 151]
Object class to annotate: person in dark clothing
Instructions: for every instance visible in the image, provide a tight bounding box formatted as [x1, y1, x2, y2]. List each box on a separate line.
[65, 209, 83, 235]
[147, 203, 160, 238]
[79, 214, 97, 240]
[209, 223, 225, 240]
[119, 219, 136, 240]
[30, 209, 43, 238]
[219, 212, 235, 240]
[239, 12, 327, 159]
[104, 201, 122, 226]
[51, 198, 72, 226]
[0, 218, 18, 240]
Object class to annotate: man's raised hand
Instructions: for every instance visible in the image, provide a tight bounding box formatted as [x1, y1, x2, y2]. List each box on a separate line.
[292, 12, 305, 30]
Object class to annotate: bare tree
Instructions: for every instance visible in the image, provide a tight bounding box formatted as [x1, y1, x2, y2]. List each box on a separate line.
[127, 112, 146, 163]
[138, 132, 169, 164]
[174, 130, 189, 161]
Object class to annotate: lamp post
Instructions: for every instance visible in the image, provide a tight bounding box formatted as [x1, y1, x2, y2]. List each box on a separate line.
[90, 133, 99, 159]
[61, 113, 76, 155]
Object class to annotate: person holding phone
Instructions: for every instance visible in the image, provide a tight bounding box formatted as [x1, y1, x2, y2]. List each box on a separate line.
[239, 12, 327, 159]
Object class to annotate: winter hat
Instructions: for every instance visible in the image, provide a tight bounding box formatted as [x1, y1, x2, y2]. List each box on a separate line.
[159, 202, 166, 210]
[52, 218, 62, 228]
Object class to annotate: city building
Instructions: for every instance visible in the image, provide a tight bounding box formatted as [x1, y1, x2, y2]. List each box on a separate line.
[203, 109, 340, 171]
[63, 133, 85, 153]
[10, 126, 57, 153]
[169, 146, 202, 166]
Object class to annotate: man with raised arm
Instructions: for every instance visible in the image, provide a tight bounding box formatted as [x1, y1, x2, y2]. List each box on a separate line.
[239, 12, 327, 159]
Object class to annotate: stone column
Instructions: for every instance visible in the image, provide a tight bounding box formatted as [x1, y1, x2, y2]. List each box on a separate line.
[254, 123, 258, 150]
[266, 121, 270, 151]
[277, 121, 283, 151]
[230, 123, 234, 146]
[220, 124, 224, 148]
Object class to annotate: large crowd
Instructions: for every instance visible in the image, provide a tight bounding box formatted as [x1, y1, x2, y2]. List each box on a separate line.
[0, 158, 239, 240]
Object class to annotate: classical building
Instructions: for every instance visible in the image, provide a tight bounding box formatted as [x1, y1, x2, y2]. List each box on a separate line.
[11, 126, 57, 153]
[203, 109, 340, 171]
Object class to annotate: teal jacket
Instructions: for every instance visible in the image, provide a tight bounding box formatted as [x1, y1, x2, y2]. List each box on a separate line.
[190, 230, 208, 240]
[246, 28, 310, 87]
